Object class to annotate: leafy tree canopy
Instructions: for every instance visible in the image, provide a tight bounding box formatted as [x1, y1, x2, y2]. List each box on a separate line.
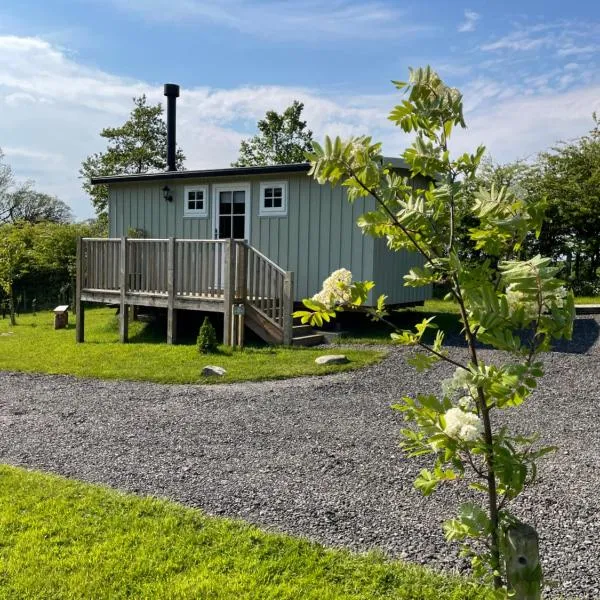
[232, 101, 313, 167]
[474, 116, 600, 292]
[80, 95, 186, 217]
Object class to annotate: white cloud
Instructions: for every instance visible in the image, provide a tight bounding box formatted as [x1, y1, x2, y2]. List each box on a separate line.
[556, 44, 597, 57]
[481, 21, 600, 60]
[454, 84, 600, 161]
[482, 31, 551, 52]
[0, 34, 598, 220]
[0, 35, 395, 218]
[3, 146, 64, 163]
[458, 10, 480, 33]
[107, 0, 435, 40]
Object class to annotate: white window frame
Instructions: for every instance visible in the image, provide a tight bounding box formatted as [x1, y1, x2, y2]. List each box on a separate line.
[212, 183, 251, 240]
[259, 181, 288, 217]
[183, 185, 209, 218]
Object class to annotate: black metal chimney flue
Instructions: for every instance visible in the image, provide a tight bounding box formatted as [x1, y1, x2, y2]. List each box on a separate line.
[164, 83, 180, 172]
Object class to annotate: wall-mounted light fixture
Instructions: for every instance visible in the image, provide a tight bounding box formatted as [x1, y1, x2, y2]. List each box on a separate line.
[162, 185, 173, 202]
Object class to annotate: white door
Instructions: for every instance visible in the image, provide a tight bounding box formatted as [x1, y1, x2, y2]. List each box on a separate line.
[212, 184, 251, 289]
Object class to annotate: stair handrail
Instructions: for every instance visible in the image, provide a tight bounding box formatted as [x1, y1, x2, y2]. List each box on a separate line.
[243, 242, 286, 275]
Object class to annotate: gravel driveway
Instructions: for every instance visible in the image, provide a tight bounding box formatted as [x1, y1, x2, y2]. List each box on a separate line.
[1, 316, 599, 599]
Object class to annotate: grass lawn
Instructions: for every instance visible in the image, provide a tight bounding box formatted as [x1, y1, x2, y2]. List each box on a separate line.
[0, 465, 494, 600]
[333, 295, 596, 345]
[574, 296, 600, 304]
[0, 308, 382, 384]
[332, 300, 461, 346]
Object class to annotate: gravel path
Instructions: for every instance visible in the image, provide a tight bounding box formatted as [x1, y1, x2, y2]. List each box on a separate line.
[1, 316, 599, 599]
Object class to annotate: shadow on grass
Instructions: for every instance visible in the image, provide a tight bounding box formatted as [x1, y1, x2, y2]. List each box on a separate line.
[335, 309, 599, 354]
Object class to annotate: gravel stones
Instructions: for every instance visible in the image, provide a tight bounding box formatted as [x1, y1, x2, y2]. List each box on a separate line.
[315, 355, 349, 365]
[0, 315, 599, 598]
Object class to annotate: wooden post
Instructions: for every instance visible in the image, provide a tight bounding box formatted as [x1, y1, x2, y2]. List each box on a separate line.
[236, 242, 247, 348]
[505, 523, 542, 600]
[282, 270, 294, 346]
[167, 237, 177, 344]
[75, 237, 85, 343]
[222, 239, 235, 346]
[237, 308, 245, 348]
[119, 236, 129, 343]
[236, 242, 248, 302]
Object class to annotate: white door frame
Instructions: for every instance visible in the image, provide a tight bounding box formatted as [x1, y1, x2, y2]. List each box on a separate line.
[211, 182, 251, 241]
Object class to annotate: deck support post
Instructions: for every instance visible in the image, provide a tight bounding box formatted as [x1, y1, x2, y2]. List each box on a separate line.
[223, 239, 236, 346]
[235, 242, 248, 348]
[167, 237, 177, 344]
[119, 236, 129, 343]
[282, 271, 294, 346]
[75, 236, 85, 343]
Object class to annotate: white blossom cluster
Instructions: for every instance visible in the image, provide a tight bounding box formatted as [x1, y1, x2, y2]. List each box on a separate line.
[312, 268, 353, 308]
[505, 283, 568, 322]
[442, 367, 477, 400]
[443, 407, 483, 442]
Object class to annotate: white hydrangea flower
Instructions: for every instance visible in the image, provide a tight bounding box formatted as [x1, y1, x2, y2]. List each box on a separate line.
[458, 395, 475, 411]
[312, 268, 353, 308]
[506, 283, 569, 321]
[506, 284, 538, 321]
[442, 367, 478, 400]
[443, 407, 483, 442]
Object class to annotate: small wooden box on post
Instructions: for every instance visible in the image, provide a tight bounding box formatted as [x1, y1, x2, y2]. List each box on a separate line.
[53, 305, 69, 329]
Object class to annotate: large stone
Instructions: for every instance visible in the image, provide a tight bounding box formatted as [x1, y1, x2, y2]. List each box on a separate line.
[315, 354, 349, 365]
[201, 365, 227, 377]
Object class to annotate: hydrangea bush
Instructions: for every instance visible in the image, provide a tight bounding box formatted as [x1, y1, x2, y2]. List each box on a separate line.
[295, 67, 574, 597]
[312, 268, 353, 308]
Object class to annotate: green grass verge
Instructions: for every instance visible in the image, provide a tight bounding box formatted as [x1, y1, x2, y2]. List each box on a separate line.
[0, 465, 494, 600]
[332, 300, 461, 346]
[0, 308, 382, 384]
[574, 296, 600, 305]
[334, 295, 595, 346]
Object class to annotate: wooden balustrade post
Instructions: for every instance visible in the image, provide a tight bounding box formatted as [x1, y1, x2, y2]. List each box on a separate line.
[167, 237, 177, 344]
[223, 239, 236, 347]
[236, 242, 248, 302]
[282, 270, 294, 346]
[119, 237, 129, 343]
[75, 236, 85, 343]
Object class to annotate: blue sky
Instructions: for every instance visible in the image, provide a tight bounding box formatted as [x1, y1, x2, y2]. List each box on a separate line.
[0, 0, 599, 218]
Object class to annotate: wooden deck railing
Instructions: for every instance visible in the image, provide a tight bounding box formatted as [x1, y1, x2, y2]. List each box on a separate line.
[77, 237, 294, 345]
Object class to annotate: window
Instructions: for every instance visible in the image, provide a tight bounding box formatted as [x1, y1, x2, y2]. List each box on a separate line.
[183, 185, 209, 217]
[259, 181, 287, 216]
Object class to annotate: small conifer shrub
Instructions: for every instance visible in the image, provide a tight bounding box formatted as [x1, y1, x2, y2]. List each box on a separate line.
[197, 317, 218, 354]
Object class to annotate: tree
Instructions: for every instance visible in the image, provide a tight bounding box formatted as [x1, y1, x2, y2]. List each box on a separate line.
[0, 148, 72, 224]
[0, 185, 71, 224]
[0, 223, 34, 325]
[297, 67, 574, 596]
[80, 95, 186, 217]
[525, 116, 600, 292]
[232, 101, 314, 166]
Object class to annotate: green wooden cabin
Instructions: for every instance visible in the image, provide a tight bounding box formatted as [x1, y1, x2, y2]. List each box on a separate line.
[100, 160, 430, 306]
[76, 84, 430, 348]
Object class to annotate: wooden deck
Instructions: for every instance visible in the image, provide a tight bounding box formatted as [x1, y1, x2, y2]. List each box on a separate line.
[75, 238, 295, 346]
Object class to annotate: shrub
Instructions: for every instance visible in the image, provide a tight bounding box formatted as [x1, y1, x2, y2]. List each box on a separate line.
[197, 317, 218, 354]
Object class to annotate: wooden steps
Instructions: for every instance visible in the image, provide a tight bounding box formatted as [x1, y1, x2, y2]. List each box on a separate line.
[291, 324, 324, 347]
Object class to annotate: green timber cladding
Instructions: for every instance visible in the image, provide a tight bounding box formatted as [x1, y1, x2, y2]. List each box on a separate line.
[107, 170, 430, 305]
